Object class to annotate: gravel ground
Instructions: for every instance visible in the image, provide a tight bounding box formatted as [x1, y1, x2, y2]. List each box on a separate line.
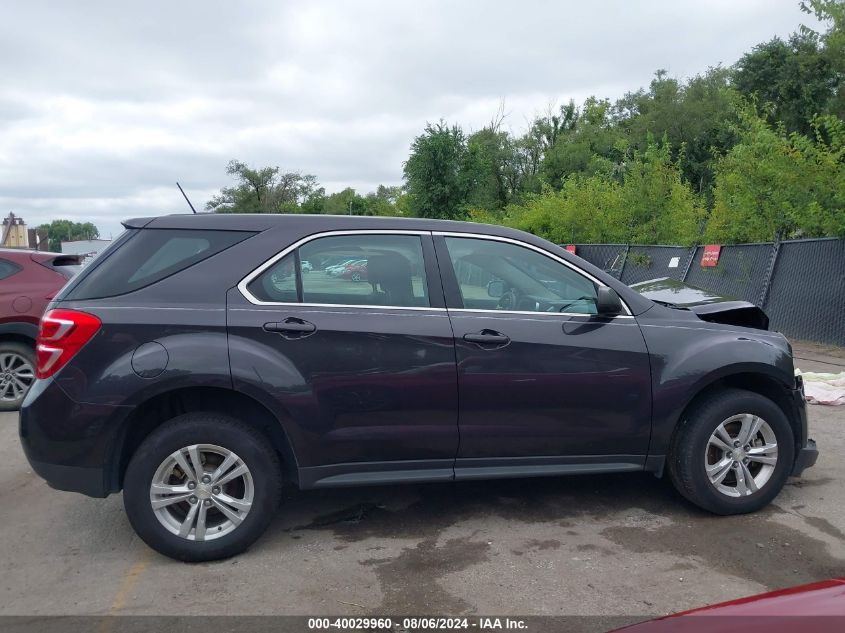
[0, 344, 842, 620]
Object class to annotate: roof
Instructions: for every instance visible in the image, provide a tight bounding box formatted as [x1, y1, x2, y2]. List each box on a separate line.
[122, 212, 530, 239]
[61, 239, 111, 245]
[0, 247, 61, 256]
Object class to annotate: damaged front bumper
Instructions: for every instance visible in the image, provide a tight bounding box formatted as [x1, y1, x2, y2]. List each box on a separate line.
[790, 375, 818, 477]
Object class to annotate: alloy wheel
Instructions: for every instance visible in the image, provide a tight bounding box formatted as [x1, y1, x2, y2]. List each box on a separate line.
[0, 352, 35, 403]
[705, 413, 778, 497]
[149, 444, 254, 541]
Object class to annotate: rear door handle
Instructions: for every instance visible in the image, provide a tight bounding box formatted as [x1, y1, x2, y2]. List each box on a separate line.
[463, 330, 510, 346]
[264, 318, 316, 336]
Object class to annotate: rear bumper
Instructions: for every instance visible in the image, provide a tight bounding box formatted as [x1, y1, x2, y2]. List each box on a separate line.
[19, 377, 129, 498]
[26, 459, 108, 497]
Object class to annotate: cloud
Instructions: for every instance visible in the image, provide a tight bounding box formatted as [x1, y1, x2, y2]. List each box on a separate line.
[0, 0, 821, 239]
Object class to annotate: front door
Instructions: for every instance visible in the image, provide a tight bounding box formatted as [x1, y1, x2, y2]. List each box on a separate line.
[434, 234, 652, 475]
[227, 231, 459, 487]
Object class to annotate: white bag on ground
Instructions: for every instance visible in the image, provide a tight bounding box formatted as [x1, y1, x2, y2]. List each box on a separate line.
[796, 370, 845, 406]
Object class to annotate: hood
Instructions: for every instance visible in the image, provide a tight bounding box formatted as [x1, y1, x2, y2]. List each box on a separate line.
[629, 277, 770, 330]
[615, 578, 845, 629]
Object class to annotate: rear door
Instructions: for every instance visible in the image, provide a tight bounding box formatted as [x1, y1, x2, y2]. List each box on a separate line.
[227, 230, 460, 487]
[434, 233, 652, 475]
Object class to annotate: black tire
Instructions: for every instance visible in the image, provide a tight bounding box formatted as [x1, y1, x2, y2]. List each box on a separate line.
[0, 341, 36, 412]
[668, 388, 795, 515]
[124, 412, 282, 562]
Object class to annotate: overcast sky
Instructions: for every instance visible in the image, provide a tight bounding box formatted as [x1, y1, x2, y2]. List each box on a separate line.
[0, 0, 821, 240]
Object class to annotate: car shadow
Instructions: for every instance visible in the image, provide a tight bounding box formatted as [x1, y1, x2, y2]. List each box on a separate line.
[271, 472, 694, 542]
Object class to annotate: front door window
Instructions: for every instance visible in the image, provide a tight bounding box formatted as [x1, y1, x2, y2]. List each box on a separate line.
[444, 237, 598, 314]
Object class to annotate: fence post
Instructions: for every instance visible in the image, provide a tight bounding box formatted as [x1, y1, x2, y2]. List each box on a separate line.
[681, 245, 697, 281]
[616, 244, 631, 281]
[757, 241, 781, 308]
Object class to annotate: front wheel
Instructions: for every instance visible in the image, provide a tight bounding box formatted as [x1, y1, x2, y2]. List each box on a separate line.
[668, 389, 794, 515]
[124, 413, 282, 561]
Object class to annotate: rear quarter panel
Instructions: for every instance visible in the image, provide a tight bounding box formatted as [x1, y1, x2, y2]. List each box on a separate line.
[46, 234, 272, 471]
[0, 254, 64, 331]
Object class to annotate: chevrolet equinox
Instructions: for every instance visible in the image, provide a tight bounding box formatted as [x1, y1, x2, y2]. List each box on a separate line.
[20, 214, 818, 561]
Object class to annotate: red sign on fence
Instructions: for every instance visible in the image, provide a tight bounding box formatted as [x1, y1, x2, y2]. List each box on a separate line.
[565, 244, 577, 254]
[701, 244, 721, 267]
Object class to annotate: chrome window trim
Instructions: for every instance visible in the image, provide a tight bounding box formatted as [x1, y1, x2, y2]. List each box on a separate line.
[237, 229, 443, 311]
[447, 308, 634, 319]
[229, 307, 448, 316]
[433, 231, 633, 316]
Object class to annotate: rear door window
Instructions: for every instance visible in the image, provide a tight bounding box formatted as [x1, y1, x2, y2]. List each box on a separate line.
[246, 252, 298, 303]
[65, 229, 253, 299]
[246, 233, 430, 308]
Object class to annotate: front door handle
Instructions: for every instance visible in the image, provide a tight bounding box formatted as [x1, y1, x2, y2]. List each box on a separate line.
[264, 318, 316, 337]
[463, 330, 510, 346]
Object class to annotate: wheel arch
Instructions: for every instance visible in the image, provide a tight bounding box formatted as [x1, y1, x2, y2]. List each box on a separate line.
[0, 322, 38, 346]
[668, 371, 800, 457]
[109, 386, 300, 492]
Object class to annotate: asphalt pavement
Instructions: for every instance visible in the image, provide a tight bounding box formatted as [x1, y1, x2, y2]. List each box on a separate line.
[0, 344, 843, 619]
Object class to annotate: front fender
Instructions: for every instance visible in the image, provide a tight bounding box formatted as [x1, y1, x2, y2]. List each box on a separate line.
[640, 318, 795, 455]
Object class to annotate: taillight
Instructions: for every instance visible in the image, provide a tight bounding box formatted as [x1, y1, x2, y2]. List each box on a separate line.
[36, 309, 101, 379]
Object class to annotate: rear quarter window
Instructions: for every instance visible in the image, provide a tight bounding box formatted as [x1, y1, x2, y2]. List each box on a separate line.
[0, 258, 21, 281]
[64, 229, 253, 300]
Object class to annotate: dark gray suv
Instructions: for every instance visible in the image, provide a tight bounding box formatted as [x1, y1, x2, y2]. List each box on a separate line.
[20, 214, 817, 561]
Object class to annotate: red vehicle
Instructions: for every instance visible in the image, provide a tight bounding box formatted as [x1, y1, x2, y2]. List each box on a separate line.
[0, 249, 81, 410]
[619, 577, 845, 632]
[339, 259, 368, 282]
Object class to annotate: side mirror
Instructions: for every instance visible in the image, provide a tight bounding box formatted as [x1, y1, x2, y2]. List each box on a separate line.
[487, 280, 505, 298]
[596, 287, 623, 315]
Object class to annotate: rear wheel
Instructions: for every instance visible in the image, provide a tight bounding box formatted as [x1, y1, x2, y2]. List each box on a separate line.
[0, 342, 36, 412]
[668, 389, 794, 515]
[124, 413, 282, 561]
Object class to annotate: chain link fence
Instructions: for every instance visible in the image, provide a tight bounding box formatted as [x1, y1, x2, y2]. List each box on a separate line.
[569, 238, 845, 346]
[573, 244, 629, 279]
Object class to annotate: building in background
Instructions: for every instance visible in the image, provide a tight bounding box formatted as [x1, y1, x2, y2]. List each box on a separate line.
[60, 238, 111, 264]
[1, 212, 48, 250]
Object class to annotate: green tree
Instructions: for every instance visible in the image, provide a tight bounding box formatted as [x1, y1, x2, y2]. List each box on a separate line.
[482, 137, 705, 246]
[617, 139, 707, 244]
[733, 33, 838, 136]
[613, 68, 737, 198]
[37, 220, 100, 252]
[706, 108, 845, 242]
[299, 187, 328, 213]
[317, 188, 365, 215]
[363, 185, 405, 216]
[206, 160, 319, 213]
[540, 97, 624, 188]
[403, 121, 473, 219]
[463, 127, 522, 211]
[801, 0, 845, 119]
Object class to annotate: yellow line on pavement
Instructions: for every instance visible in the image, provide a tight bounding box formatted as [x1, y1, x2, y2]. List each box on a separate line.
[109, 554, 149, 612]
[98, 550, 151, 633]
